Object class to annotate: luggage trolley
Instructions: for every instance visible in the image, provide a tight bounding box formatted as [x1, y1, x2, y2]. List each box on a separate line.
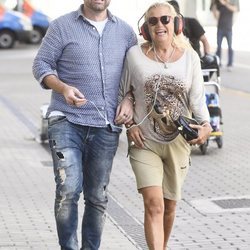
[39, 103, 49, 143]
[199, 55, 223, 155]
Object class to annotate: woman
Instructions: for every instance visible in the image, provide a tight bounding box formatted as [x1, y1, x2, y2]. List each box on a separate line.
[117, 2, 212, 249]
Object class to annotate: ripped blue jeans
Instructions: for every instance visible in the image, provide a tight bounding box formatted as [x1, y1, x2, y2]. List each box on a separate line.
[48, 116, 120, 250]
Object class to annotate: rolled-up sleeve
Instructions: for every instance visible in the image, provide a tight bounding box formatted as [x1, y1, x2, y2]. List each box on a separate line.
[32, 20, 63, 88]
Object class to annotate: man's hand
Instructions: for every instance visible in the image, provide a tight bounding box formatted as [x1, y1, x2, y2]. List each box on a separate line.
[43, 75, 87, 107]
[62, 85, 87, 107]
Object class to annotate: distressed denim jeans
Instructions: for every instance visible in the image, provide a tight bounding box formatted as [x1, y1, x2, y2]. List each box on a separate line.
[48, 116, 120, 250]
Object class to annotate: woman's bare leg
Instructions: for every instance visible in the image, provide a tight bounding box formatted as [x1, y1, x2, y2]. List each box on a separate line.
[163, 199, 177, 249]
[141, 186, 164, 250]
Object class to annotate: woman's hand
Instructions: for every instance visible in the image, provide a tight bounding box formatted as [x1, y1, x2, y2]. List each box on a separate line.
[188, 122, 212, 145]
[115, 95, 134, 125]
[127, 125, 145, 148]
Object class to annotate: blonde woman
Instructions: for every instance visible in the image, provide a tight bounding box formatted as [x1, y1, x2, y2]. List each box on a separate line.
[116, 2, 211, 249]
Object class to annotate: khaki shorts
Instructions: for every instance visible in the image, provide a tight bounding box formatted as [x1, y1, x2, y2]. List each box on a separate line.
[129, 135, 191, 201]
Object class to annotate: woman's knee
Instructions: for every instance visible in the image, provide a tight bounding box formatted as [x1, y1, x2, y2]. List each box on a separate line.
[164, 199, 177, 215]
[141, 187, 164, 216]
[145, 197, 164, 216]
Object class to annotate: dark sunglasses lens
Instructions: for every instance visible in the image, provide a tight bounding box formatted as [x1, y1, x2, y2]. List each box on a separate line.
[161, 16, 170, 24]
[148, 16, 170, 26]
[148, 17, 158, 26]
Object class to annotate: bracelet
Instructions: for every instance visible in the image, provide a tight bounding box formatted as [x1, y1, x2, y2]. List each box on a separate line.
[125, 122, 136, 129]
[201, 122, 210, 127]
[126, 95, 135, 104]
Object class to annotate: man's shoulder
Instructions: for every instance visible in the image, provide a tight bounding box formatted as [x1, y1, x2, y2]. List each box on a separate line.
[110, 15, 136, 42]
[112, 15, 133, 29]
[185, 17, 201, 26]
[186, 17, 205, 33]
[52, 10, 78, 24]
[48, 10, 79, 32]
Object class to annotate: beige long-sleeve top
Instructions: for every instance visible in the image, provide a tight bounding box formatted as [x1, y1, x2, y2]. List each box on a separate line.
[119, 45, 210, 143]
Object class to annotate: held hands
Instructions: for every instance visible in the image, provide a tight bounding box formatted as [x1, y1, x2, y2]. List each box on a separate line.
[62, 85, 87, 107]
[188, 122, 212, 146]
[115, 95, 134, 126]
[115, 94, 146, 148]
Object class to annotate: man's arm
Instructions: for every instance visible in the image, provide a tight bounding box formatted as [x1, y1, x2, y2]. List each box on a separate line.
[210, 2, 220, 20]
[219, 0, 238, 12]
[200, 34, 211, 55]
[188, 18, 211, 56]
[43, 75, 86, 107]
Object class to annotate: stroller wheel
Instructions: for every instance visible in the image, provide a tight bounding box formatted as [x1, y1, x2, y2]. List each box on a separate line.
[216, 136, 223, 148]
[200, 140, 208, 155]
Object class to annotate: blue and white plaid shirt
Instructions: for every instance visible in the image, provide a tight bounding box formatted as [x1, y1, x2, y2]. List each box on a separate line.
[33, 5, 137, 131]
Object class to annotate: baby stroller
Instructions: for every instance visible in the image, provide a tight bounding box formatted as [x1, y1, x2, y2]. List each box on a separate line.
[199, 55, 223, 155]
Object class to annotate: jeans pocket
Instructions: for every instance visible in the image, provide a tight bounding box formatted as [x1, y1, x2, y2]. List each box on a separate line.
[48, 115, 67, 126]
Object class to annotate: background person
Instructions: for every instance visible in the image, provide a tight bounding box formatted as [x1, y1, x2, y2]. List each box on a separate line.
[210, 0, 239, 70]
[118, 2, 212, 249]
[33, 0, 137, 249]
[168, 0, 211, 57]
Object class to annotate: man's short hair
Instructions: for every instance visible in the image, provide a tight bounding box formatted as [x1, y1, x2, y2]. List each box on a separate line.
[167, 0, 180, 14]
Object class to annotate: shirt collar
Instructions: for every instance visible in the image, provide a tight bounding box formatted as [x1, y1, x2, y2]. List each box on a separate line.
[75, 4, 116, 23]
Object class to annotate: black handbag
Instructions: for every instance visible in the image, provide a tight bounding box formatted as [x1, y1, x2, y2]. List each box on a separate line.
[174, 116, 199, 141]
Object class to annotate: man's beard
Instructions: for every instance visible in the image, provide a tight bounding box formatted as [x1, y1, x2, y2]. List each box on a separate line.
[88, 1, 110, 12]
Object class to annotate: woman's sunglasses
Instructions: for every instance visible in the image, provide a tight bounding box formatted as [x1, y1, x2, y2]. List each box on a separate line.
[147, 15, 171, 26]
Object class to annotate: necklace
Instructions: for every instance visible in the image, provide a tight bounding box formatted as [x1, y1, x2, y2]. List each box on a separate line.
[153, 46, 176, 69]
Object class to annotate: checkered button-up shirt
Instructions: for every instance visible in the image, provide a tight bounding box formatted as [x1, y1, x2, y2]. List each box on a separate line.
[33, 5, 137, 131]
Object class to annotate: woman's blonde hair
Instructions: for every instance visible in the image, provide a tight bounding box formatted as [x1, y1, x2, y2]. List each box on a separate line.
[144, 1, 191, 50]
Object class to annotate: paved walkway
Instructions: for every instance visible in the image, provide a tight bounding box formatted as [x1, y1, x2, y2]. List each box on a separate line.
[0, 45, 250, 249]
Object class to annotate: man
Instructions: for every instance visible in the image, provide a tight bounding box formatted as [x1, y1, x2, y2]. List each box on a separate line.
[33, 0, 137, 249]
[182, 17, 211, 57]
[210, 0, 239, 70]
[168, 0, 211, 57]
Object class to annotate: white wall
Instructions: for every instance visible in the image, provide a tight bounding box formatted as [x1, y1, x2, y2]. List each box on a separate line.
[23, 0, 249, 51]
[30, 0, 152, 20]
[31, 0, 82, 18]
[109, 0, 153, 32]
[27, 0, 154, 33]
